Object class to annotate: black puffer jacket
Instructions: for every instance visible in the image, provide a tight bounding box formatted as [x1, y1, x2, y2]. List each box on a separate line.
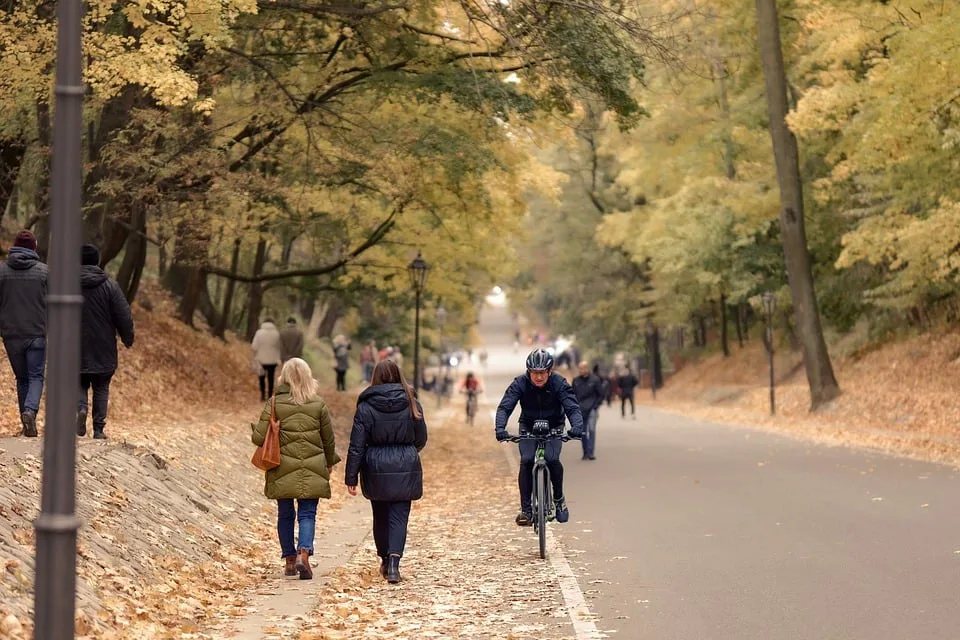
[345, 383, 428, 502]
[80, 266, 135, 374]
[0, 248, 47, 339]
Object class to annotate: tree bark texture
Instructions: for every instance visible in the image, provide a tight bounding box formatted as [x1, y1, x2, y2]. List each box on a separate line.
[213, 238, 242, 339]
[755, 0, 840, 408]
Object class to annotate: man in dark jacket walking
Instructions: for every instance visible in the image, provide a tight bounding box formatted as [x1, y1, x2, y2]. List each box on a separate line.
[279, 317, 304, 363]
[573, 361, 604, 460]
[0, 230, 48, 437]
[618, 368, 639, 420]
[76, 245, 135, 439]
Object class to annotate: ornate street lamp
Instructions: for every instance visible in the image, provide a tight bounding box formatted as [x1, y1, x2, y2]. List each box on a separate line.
[408, 252, 429, 395]
[763, 292, 776, 416]
[34, 0, 84, 635]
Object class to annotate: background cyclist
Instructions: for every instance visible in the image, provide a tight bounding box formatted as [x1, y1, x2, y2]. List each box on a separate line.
[495, 348, 584, 526]
[459, 371, 483, 421]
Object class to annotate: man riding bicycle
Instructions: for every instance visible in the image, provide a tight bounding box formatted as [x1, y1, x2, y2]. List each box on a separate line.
[495, 349, 584, 526]
[459, 372, 483, 421]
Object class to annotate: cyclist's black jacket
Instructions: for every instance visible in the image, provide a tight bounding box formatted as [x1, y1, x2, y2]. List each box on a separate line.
[495, 372, 585, 434]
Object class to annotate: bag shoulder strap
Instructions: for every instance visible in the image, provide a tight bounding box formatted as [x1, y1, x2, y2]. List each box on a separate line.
[270, 394, 277, 421]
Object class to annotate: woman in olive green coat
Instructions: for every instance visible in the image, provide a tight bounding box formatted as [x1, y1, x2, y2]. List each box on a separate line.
[252, 357, 341, 580]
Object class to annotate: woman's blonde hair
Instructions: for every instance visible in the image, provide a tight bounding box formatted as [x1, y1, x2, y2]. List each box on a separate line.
[279, 358, 319, 405]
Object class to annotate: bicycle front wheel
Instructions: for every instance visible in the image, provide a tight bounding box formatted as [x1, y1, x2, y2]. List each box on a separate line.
[534, 465, 548, 559]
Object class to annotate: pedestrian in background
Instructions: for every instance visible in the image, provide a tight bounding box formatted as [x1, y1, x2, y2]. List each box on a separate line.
[618, 368, 639, 420]
[252, 358, 341, 580]
[333, 334, 351, 391]
[252, 318, 282, 400]
[360, 340, 377, 383]
[279, 317, 304, 364]
[345, 359, 427, 584]
[573, 361, 604, 461]
[0, 230, 47, 437]
[76, 244, 135, 440]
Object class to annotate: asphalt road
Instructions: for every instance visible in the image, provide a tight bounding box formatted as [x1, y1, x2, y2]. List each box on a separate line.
[475, 296, 960, 640]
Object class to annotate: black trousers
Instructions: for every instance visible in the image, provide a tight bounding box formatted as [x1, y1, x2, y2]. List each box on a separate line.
[518, 439, 563, 512]
[336, 369, 347, 391]
[259, 364, 277, 400]
[371, 500, 411, 558]
[621, 393, 635, 417]
[79, 372, 113, 431]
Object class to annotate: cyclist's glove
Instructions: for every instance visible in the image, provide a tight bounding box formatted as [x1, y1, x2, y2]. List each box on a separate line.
[566, 429, 584, 440]
[495, 429, 511, 442]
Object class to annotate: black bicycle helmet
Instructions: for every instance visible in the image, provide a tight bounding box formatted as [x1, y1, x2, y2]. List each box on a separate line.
[525, 348, 554, 371]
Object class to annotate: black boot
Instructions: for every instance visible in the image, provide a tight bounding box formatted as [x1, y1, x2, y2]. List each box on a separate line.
[76, 409, 87, 437]
[385, 554, 401, 584]
[21, 411, 37, 438]
[379, 556, 387, 578]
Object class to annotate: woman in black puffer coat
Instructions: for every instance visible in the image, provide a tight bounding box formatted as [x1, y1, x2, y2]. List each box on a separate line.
[345, 359, 427, 583]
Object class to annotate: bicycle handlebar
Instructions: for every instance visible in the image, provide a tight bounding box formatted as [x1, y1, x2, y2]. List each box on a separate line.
[503, 433, 578, 443]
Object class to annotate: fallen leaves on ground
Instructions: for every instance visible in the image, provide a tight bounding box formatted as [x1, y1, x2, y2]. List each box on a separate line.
[300, 411, 578, 640]
[0, 283, 360, 638]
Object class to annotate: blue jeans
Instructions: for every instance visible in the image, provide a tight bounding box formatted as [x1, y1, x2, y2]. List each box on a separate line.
[277, 498, 319, 558]
[4, 338, 46, 414]
[581, 409, 599, 458]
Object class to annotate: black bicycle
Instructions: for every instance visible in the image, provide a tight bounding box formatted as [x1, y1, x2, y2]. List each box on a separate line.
[503, 423, 577, 559]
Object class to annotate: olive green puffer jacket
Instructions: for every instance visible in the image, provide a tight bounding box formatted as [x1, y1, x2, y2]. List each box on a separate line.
[251, 384, 342, 499]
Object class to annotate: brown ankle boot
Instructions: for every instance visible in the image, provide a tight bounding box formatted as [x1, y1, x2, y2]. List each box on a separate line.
[284, 555, 297, 577]
[295, 549, 312, 580]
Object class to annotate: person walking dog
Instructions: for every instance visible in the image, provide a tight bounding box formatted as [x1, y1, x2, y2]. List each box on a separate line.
[345, 359, 427, 584]
[252, 358, 341, 580]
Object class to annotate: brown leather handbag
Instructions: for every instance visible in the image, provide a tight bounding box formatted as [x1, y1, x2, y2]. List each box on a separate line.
[251, 396, 281, 471]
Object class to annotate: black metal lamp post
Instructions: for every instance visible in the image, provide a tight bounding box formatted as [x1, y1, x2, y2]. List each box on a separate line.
[408, 252, 429, 395]
[763, 292, 776, 416]
[34, 0, 84, 636]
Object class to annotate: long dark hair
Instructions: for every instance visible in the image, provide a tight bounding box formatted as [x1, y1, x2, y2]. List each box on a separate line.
[370, 360, 422, 419]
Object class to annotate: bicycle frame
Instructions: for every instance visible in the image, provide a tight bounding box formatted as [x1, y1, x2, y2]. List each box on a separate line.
[507, 431, 573, 558]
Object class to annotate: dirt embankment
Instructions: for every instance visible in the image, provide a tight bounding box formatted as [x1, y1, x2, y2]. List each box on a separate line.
[646, 329, 960, 464]
[0, 285, 358, 638]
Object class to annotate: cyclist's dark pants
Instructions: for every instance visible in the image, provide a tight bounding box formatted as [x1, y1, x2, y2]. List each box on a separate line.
[518, 439, 563, 513]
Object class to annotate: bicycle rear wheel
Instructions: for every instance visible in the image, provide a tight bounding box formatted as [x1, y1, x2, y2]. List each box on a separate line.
[467, 395, 477, 424]
[534, 465, 548, 559]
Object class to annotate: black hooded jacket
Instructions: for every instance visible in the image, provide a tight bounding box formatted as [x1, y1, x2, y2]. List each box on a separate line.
[345, 383, 428, 502]
[80, 266, 135, 374]
[495, 372, 585, 434]
[0, 248, 47, 339]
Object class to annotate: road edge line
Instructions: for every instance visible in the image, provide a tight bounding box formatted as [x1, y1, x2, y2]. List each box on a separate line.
[499, 439, 605, 640]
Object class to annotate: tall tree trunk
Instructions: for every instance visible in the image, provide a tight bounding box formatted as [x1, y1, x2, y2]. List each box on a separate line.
[245, 237, 268, 341]
[198, 277, 221, 329]
[720, 293, 730, 357]
[164, 217, 210, 326]
[734, 302, 743, 349]
[115, 203, 147, 303]
[0, 137, 27, 227]
[756, 0, 840, 408]
[34, 100, 52, 260]
[317, 297, 345, 339]
[213, 238, 241, 339]
[178, 268, 204, 325]
[698, 314, 707, 347]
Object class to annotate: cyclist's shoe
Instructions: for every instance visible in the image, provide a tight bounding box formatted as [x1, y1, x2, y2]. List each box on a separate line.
[515, 511, 533, 526]
[554, 497, 569, 523]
